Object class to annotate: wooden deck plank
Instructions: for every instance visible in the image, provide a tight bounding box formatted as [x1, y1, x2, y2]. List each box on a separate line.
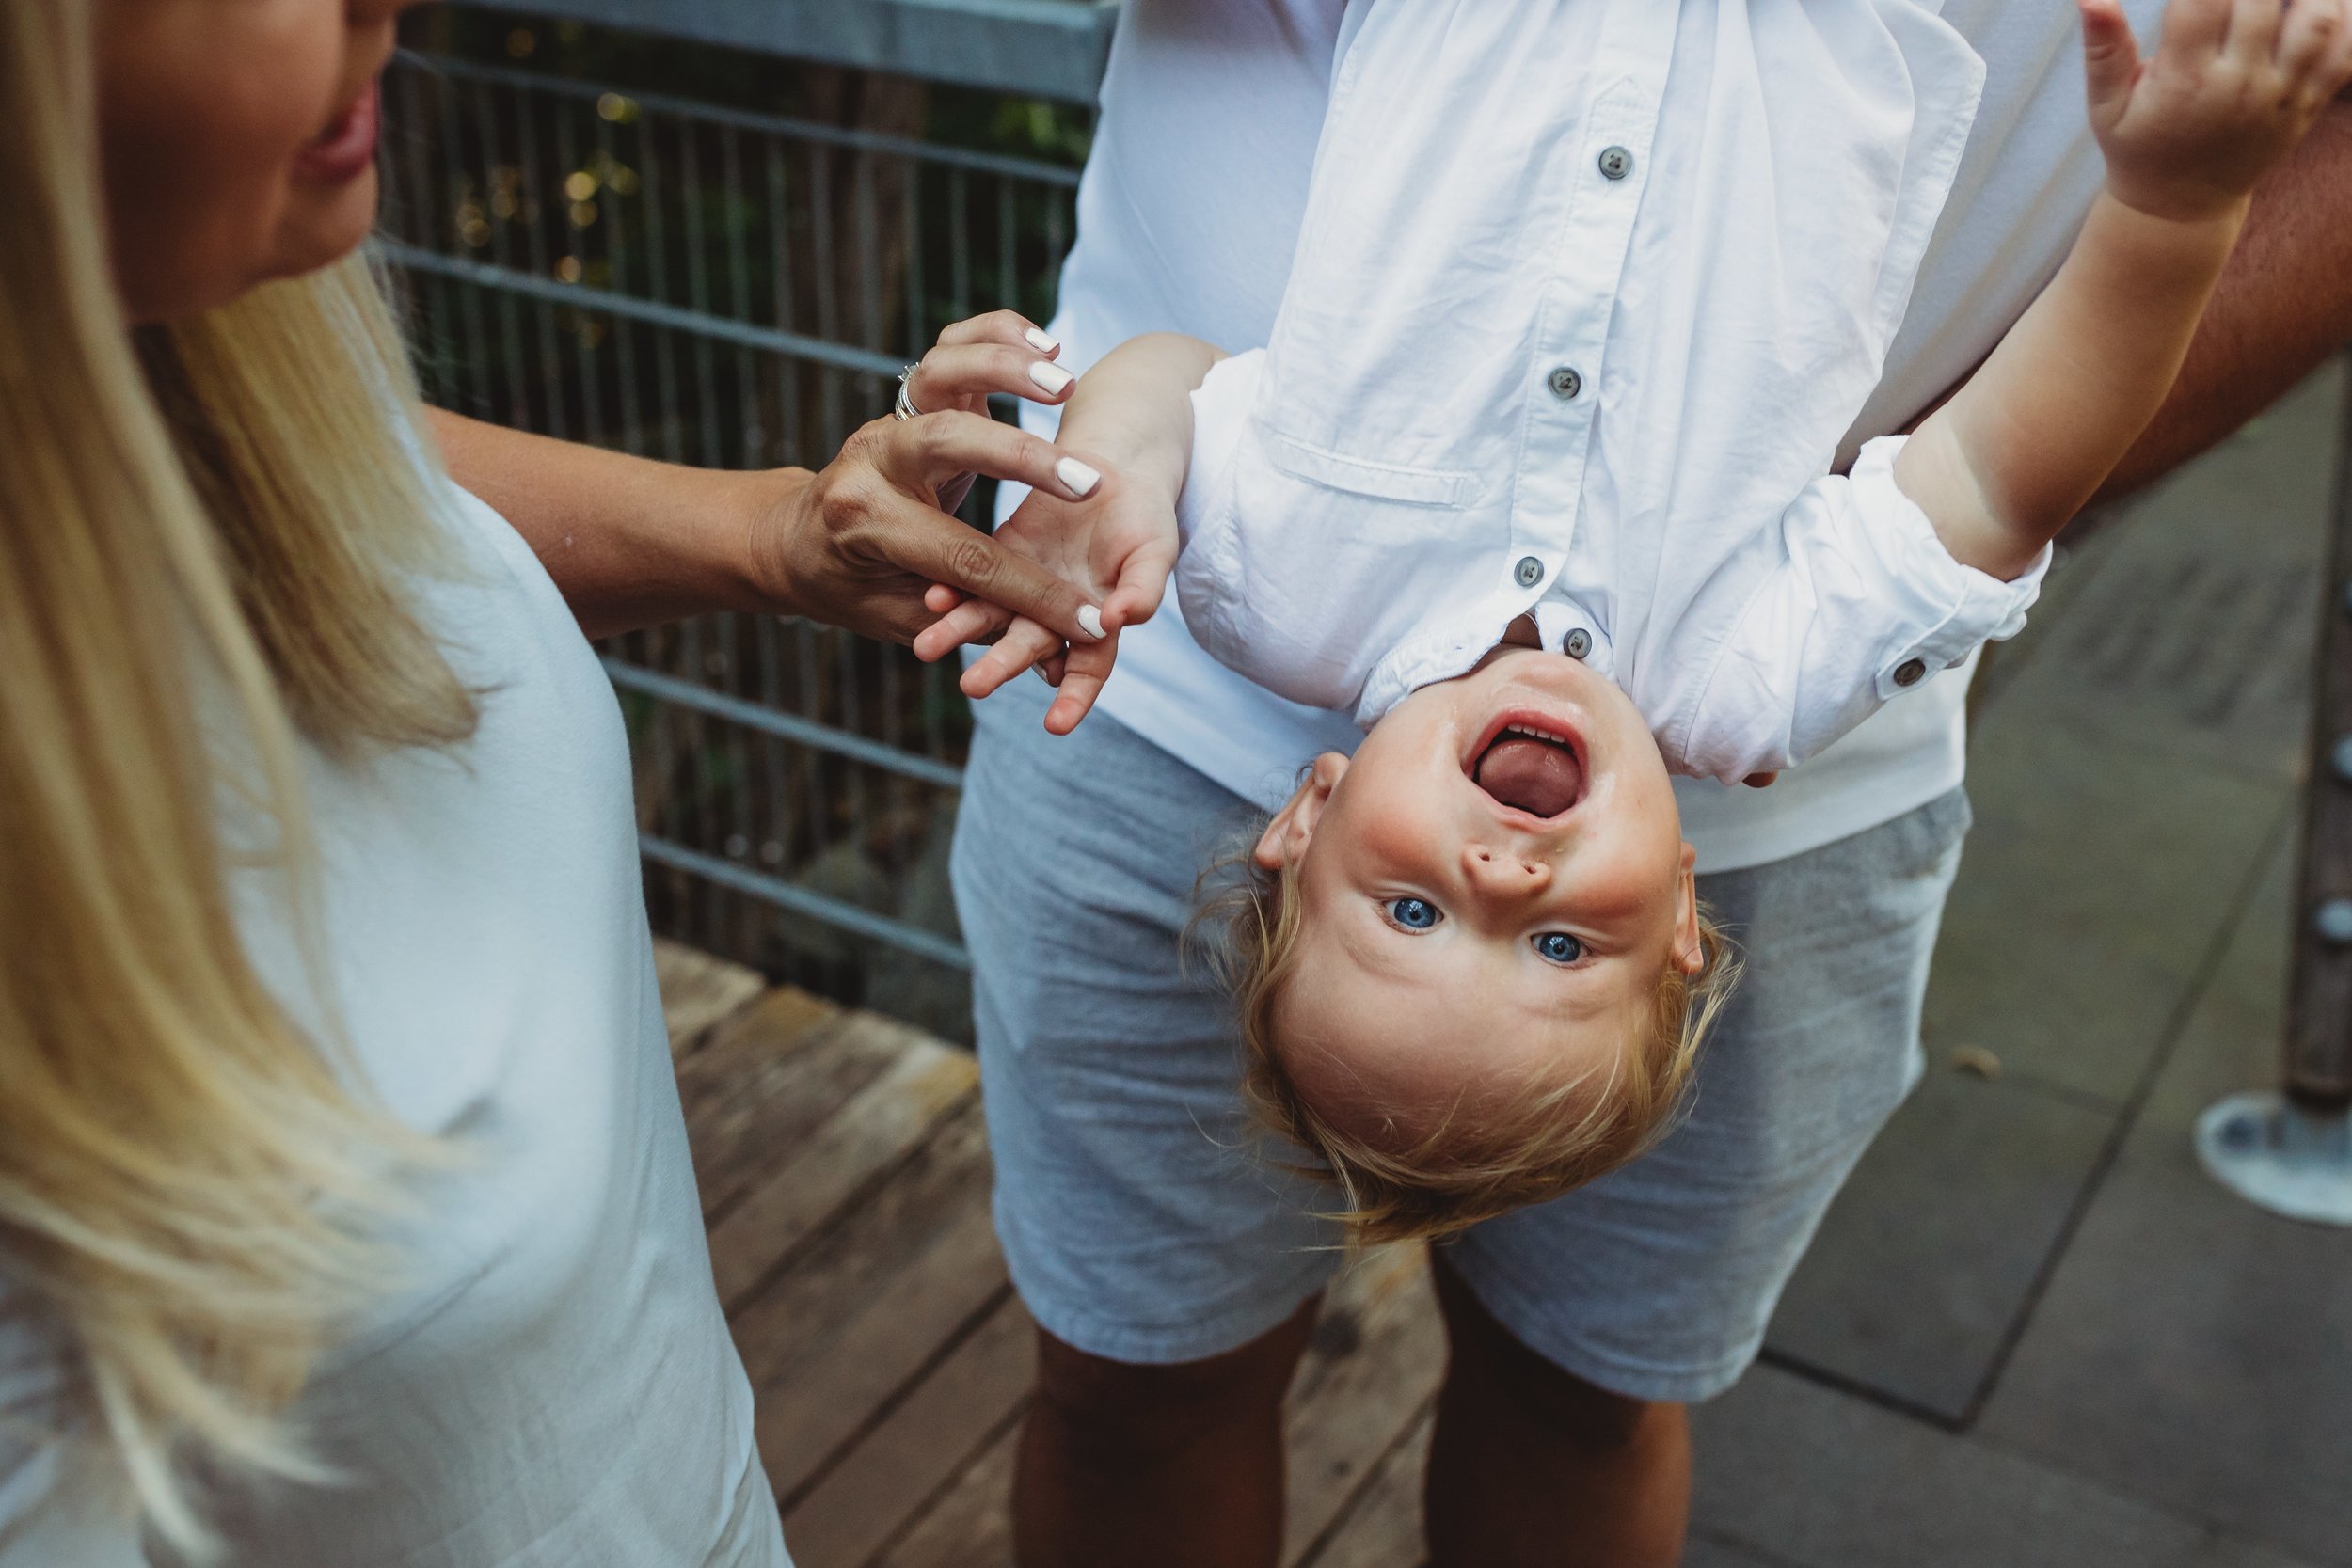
[658, 958, 1438, 1568]
[677, 995, 895, 1223]
[730, 1102, 992, 1386]
[652, 938, 768, 1056]
[1299, 1410, 1432, 1568]
[868, 1418, 1020, 1568]
[706, 1023, 979, 1307]
[761, 1195, 1013, 1506]
[1282, 1247, 1445, 1564]
[781, 1292, 1038, 1568]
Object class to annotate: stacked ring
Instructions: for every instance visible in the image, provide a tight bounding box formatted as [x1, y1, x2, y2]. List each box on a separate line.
[894, 365, 924, 421]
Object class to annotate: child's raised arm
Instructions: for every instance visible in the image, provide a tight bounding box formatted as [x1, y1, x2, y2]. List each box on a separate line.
[1898, 0, 2352, 579]
[914, 333, 1226, 733]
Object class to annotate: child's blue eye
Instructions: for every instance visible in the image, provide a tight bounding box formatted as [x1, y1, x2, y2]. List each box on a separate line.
[1534, 931, 1583, 964]
[1388, 896, 1440, 930]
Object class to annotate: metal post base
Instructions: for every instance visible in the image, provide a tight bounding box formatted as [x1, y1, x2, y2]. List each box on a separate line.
[2196, 1090, 2352, 1227]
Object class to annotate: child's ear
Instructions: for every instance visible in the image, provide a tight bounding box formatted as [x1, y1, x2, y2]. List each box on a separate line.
[1253, 752, 1348, 870]
[1671, 842, 1706, 975]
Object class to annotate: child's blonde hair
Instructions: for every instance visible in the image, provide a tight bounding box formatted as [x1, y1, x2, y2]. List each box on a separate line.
[1200, 847, 1738, 1246]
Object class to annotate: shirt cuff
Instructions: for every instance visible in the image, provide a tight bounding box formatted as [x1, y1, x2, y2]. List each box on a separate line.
[1847, 434, 2051, 700]
[1174, 348, 1266, 548]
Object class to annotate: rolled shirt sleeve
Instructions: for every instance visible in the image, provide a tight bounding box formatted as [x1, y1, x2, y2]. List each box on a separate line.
[1672, 436, 2049, 784]
[1172, 347, 1265, 554]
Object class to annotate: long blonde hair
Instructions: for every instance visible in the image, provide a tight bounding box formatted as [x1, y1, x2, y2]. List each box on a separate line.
[1, 0, 475, 1552]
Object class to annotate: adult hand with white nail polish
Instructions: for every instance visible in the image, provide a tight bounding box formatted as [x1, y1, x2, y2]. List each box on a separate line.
[901, 310, 1076, 515]
[739, 397, 1112, 650]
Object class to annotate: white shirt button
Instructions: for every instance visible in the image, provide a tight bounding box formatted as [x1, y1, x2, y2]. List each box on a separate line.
[1515, 556, 1545, 588]
[1546, 365, 1583, 401]
[1893, 657, 1927, 688]
[1597, 146, 1634, 181]
[1564, 627, 1593, 659]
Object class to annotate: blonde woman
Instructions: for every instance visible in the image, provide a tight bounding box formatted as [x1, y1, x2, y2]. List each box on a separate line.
[0, 0, 1107, 1562]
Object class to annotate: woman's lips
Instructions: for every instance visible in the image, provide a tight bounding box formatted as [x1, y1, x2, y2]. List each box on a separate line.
[294, 80, 381, 184]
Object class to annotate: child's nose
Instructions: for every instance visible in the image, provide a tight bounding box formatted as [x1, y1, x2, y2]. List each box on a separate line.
[1463, 844, 1553, 895]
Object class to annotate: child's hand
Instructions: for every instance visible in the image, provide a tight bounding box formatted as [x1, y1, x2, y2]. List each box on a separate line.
[910, 457, 1182, 735]
[2083, 0, 2352, 222]
[899, 310, 1076, 514]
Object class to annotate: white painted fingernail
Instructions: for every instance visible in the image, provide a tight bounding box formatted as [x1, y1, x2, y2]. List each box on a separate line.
[1055, 456, 1101, 498]
[1025, 326, 1060, 354]
[1028, 360, 1076, 395]
[1076, 604, 1105, 641]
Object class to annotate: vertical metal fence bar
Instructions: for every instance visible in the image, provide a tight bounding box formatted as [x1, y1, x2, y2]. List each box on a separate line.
[948, 167, 972, 322]
[997, 177, 1017, 310]
[765, 141, 803, 466]
[634, 110, 688, 464]
[902, 167, 927, 359]
[679, 126, 723, 468]
[471, 77, 533, 430]
[543, 90, 597, 444]
[435, 72, 495, 417]
[808, 143, 846, 450]
[596, 107, 644, 458]
[522, 86, 576, 441]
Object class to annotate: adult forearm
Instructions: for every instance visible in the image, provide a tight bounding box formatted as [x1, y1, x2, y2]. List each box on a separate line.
[427, 409, 779, 640]
[2100, 102, 2352, 500]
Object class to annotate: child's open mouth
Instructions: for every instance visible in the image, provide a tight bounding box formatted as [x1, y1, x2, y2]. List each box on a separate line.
[1470, 720, 1585, 819]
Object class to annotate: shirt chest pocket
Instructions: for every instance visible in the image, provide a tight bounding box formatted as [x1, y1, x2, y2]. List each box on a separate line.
[1176, 425, 1494, 713]
[1259, 429, 1484, 514]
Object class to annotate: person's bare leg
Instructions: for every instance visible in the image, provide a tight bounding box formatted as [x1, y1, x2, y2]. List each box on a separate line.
[1423, 1254, 1691, 1568]
[1013, 1294, 1320, 1568]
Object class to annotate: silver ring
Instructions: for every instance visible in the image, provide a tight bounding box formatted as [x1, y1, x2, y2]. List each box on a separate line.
[894, 365, 924, 421]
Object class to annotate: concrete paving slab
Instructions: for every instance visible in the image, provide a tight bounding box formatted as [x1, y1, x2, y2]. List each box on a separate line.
[1974, 364, 2338, 784]
[1979, 842, 2352, 1568]
[1931, 364, 2339, 1103]
[1765, 1067, 2113, 1421]
[1925, 722, 2289, 1101]
[1691, 1365, 2323, 1568]
[1685, 1531, 1799, 1567]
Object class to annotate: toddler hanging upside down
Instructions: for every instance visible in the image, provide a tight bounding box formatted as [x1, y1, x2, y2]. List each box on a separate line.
[917, 0, 2352, 1241]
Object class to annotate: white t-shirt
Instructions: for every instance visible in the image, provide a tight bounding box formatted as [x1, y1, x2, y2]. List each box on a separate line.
[0, 488, 791, 1568]
[1016, 0, 2163, 871]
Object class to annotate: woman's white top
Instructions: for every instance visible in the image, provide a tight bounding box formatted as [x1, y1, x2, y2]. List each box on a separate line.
[0, 486, 792, 1568]
[1168, 0, 2048, 784]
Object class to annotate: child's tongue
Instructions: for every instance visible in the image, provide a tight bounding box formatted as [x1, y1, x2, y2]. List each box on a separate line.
[1474, 736, 1584, 819]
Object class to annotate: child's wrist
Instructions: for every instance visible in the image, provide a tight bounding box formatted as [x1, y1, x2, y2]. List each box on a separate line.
[2099, 168, 2253, 230]
[1059, 413, 1188, 496]
[2089, 182, 2247, 277]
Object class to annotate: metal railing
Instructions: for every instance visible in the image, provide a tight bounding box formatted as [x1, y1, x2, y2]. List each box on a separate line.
[500, 0, 1120, 103]
[378, 43, 1084, 1033]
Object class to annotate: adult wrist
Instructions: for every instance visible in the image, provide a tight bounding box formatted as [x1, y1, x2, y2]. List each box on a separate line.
[732, 465, 820, 621]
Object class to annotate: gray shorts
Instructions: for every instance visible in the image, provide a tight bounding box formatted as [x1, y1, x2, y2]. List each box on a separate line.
[949, 676, 1968, 1402]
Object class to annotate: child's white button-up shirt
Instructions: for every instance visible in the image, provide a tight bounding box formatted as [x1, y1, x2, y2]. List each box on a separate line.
[1170, 0, 2050, 784]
